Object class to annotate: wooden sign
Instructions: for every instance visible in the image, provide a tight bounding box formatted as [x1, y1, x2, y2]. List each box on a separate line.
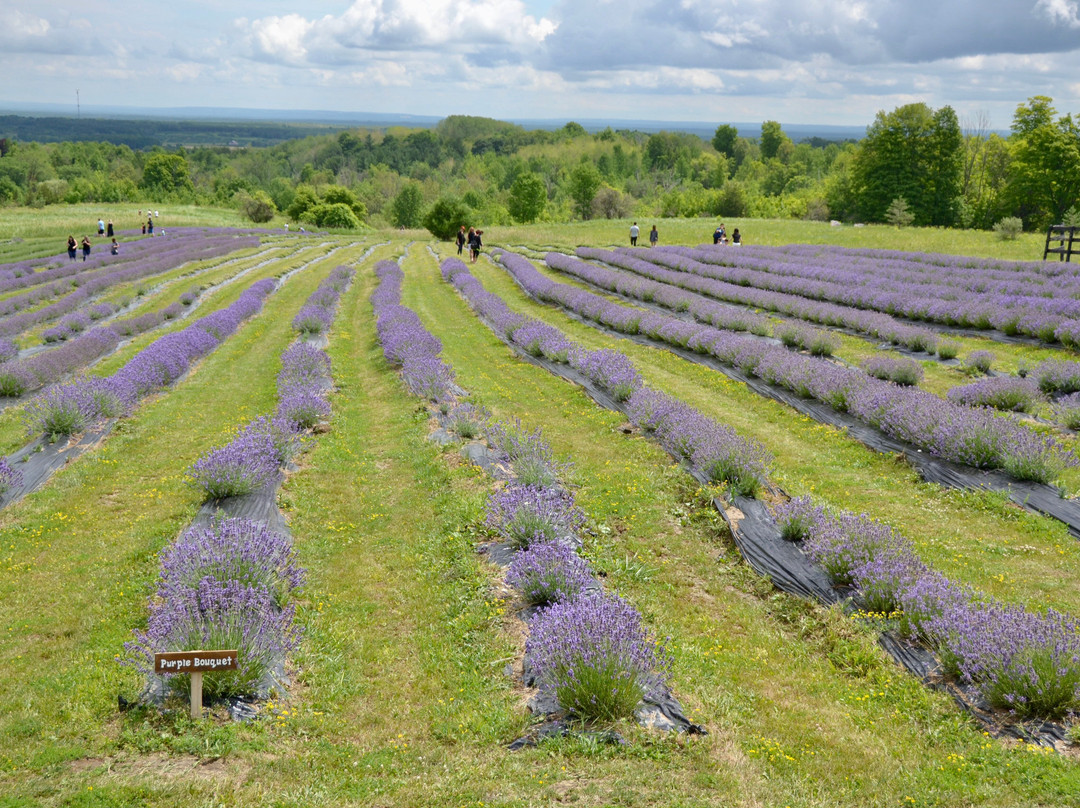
[153, 650, 238, 719]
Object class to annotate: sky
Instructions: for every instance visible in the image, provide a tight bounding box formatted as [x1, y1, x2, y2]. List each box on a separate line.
[2, 0, 1079, 131]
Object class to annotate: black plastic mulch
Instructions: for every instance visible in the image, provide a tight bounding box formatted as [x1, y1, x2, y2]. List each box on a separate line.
[0, 421, 115, 509]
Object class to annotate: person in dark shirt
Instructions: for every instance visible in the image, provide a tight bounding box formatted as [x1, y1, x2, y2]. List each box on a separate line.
[81, 236, 91, 261]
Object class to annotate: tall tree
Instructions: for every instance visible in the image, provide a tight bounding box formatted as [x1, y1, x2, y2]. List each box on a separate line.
[140, 152, 194, 197]
[508, 171, 546, 223]
[712, 124, 738, 158]
[852, 103, 963, 226]
[1005, 96, 1080, 228]
[760, 121, 789, 161]
[567, 162, 602, 220]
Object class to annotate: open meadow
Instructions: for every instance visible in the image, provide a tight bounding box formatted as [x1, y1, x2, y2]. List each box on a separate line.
[0, 205, 1077, 808]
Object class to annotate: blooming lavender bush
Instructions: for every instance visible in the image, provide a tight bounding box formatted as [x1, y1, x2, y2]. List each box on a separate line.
[962, 350, 995, 375]
[936, 341, 961, 360]
[448, 402, 490, 439]
[188, 427, 280, 500]
[292, 304, 333, 334]
[160, 518, 304, 608]
[946, 376, 1042, 413]
[124, 577, 300, 700]
[525, 593, 672, 722]
[506, 541, 594, 606]
[862, 355, 924, 386]
[23, 381, 101, 437]
[486, 418, 567, 487]
[0, 457, 22, 496]
[568, 347, 642, 402]
[486, 483, 586, 549]
[1052, 392, 1080, 429]
[277, 389, 331, 430]
[772, 496, 828, 541]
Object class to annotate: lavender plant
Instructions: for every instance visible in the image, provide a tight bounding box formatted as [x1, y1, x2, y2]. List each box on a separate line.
[0, 457, 22, 496]
[772, 496, 829, 541]
[486, 483, 586, 549]
[188, 427, 280, 500]
[506, 541, 595, 606]
[525, 593, 672, 722]
[862, 355, 924, 386]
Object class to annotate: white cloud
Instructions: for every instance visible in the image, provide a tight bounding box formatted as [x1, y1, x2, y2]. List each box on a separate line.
[1037, 0, 1080, 27]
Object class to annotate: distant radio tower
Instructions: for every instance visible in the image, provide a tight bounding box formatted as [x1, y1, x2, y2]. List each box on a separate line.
[76, 89, 80, 118]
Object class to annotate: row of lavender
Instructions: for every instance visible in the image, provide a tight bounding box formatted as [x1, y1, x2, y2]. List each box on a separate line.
[0, 231, 260, 340]
[0, 292, 196, 398]
[577, 247, 947, 355]
[776, 498, 1080, 719]
[449, 250, 1080, 725]
[722, 242, 1080, 301]
[444, 256, 771, 495]
[373, 258, 672, 723]
[120, 263, 354, 701]
[22, 278, 278, 440]
[652, 244, 1080, 347]
[188, 265, 353, 501]
[522, 252, 1074, 483]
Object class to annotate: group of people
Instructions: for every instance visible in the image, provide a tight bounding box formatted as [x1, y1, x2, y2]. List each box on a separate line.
[67, 233, 120, 261]
[456, 225, 484, 263]
[96, 218, 115, 238]
[629, 222, 660, 247]
[712, 223, 741, 245]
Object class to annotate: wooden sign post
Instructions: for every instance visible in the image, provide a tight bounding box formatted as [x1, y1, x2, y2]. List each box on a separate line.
[154, 650, 239, 719]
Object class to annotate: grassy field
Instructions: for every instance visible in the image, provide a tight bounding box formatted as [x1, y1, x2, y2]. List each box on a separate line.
[0, 206, 1076, 807]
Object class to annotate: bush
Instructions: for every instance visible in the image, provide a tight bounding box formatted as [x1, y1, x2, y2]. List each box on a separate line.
[885, 197, 914, 228]
[993, 216, 1023, 240]
[506, 541, 594, 606]
[525, 593, 671, 722]
[303, 202, 361, 230]
[485, 483, 585, 549]
[240, 191, 276, 223]
[424, 197, 472, 240]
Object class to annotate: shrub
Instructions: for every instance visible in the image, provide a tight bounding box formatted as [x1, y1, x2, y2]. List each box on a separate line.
[506, 541, 594, 607]
[962, 350, 995, 375]
[525, 593, 671, 722]
[0, 457, 22, 497]
[424, 197, 472, 241]
[188, 429, 280, 500]
[885, 197, 914, 228]
[773, 496, 828, 541]
[947, 377, 1041, 413]
[936, 341, 961, 360]
[1052, 392, 1080, 429]
[993, 216, 1023, 240]
[485, 484, 585, 549]
[862, 355, 924, 386]
[277, 390, 330, 430]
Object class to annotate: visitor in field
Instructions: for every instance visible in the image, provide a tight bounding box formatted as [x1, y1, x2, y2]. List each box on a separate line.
[147, 216, 153, 236]
[66, 235, 77, 262]
[629, 222, 639, 246]
[468, 228, 483, 263]
[81, 236, 91, 261]
[649, 225, 658, 247]
[106, 220, 114, 238]
[110, 238, 119, 255]
[97, 218, 105, 236]
[713, 225, 725, 244]
[732, 228, 741, 245]
[456, 225, 467, 255]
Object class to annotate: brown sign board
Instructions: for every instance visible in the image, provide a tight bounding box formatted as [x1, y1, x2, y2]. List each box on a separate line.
[154, 650, 238, 674]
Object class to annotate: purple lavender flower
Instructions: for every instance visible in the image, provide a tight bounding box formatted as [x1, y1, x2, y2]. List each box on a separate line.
[0, 457, 22, 496]
[486, 483, 586, 549]
[862, 355, 924, 386]
[525, 593, 672, 721]
[772, 496, 829, 541]
[123, 577, 301, 700]
[947, 377, 1042, 413]
[276, 389, 331, 430]
[506, 541, 595, 606]
[188, 427, 281, 500]
[159, 518, 304, 608]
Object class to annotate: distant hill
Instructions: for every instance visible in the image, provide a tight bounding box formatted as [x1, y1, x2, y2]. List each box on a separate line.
[0, 102, 868, 147]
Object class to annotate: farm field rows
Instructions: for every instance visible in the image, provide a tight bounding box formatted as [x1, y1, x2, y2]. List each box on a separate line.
[0, 215, 1077, 807]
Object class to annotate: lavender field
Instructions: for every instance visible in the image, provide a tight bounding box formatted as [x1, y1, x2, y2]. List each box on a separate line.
[0, 220, 1078, 807]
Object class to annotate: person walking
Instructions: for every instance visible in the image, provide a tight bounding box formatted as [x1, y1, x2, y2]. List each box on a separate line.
[106, 220, 114, 238]
[97, 218, 105, 236]
[649, 225, 658, 247]
[67, 235, 77, 262]
[110, 238, 119, 255]
[468, 228, 483, 263]
[147, 216, 153, 236]
[456, 225, 467, 255]
[629, 222, 639, 246]
[81, 236, 91, 261]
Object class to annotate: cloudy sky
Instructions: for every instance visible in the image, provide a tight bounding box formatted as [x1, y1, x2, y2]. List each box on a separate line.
[2, 0, 1079, 129]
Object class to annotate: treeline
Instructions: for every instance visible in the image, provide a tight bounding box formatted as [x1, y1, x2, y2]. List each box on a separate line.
[0, 98, 1076, 233]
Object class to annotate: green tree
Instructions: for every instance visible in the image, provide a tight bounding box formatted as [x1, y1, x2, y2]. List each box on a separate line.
[567, 162, 602, 220]
[760, 121, 790, 161]
[424, 197, 471, 240]
[390, 182, 425, 228]
[321, 185, 366, 220]
[885, 197, 914, 227]
[304, 202, 361, 229]
[508, 172, 546, 223]
[1005, 96, 1080, 228]
[286, 185, 319, 221]
[240, 191, 276, 223]
[140, 152, 194, 197]
[852, 103, 963, 226]
[712, 124, 738, 158]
